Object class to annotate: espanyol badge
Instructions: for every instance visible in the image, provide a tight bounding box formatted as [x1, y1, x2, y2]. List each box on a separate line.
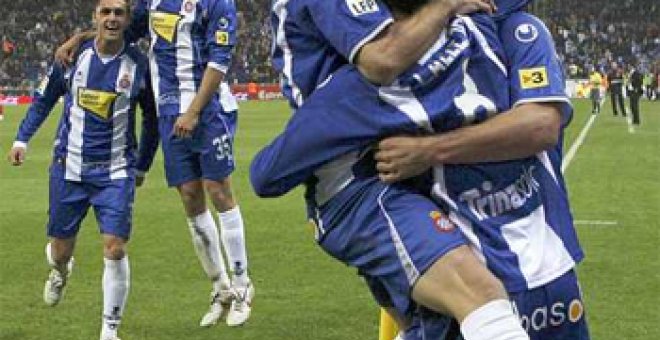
[430, 211, 455, 233]
[184, 0, 194, 13]
[515, 23, 539, 43]
[119, 74, 131, 89]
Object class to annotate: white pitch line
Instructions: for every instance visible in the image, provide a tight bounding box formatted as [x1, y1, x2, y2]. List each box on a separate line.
[573, 220, 619, 226]
[574, 220, 618, 226]
[562, 113, 597, 173]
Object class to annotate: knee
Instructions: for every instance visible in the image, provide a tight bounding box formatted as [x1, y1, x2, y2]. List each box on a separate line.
[204, 179, 235, 209]
[443, 248, 506, 301]
[103, 237, 127, 260]
[177, 181, 206, 214]
[413, 246, 508, 319]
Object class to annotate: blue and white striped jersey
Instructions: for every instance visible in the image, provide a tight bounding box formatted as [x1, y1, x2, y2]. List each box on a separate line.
[127, 0, 238, 116]
[252, 15, 507, 199]
[251, 14, 583, 292]
[270, 0, 393, 109]
[15, 40, 159, 182]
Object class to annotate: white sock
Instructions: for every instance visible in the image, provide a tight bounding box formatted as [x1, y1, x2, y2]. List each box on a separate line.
[101, 256, 130, 340]
[218, 206, 249, 286]
[460, 299, 529, 340]
[188, 210, 231, 290]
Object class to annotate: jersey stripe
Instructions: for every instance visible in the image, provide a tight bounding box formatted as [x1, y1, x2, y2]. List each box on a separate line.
[66, 48, 94, 181]
[177, 1, 196, 114]
[110, 54, 139, 179]
[500, 205, 575, 289]
[273, 0, 303, 107]
[149, 0, 163, 117]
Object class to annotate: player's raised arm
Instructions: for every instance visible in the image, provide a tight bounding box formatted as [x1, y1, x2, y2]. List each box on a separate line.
[54, 31, 95, 67]
[7, 63, 68, 166]
[375, 11, 568, 183]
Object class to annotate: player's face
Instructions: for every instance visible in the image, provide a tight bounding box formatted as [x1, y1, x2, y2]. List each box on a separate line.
[95, 0, 129, 42]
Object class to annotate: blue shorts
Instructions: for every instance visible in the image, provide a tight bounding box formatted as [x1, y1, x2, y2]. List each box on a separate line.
[402, 269, 590, 340]
[47, 162, 135, 240]
[312, 178, 466, 320]
[159, 109, 237, 187]
[510, 269, 590, 340]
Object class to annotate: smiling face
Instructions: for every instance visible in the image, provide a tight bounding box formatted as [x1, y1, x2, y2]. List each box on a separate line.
[95, 0, 130, 43]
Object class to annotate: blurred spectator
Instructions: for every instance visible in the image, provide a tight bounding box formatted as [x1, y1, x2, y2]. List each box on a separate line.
[1, 0, 658, 94]
[536, 0, 659, 79]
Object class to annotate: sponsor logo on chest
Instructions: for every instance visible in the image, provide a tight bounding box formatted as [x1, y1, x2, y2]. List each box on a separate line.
[150, 11, 182, 44]
[77, 88, 118, 119]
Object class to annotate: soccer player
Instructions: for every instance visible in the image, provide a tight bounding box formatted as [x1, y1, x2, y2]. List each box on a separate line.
[262, 1, 531, 339]
[56, 0, 254, 327]
[6, 1, 159, 339]
[254, 1, 590, 339]
[374, 2, 591, 339]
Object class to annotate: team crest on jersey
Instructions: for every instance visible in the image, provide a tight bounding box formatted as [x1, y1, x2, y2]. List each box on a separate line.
[77, 88, 118, 120]
[519, 67, 549, 89]
[150, 11, 182, 44]
[119, 74, 131, 89]
[515, 23, 539, 43]
[430, 211, 455, 232]
[346, 0, 379, 16]
[184, 0, 195, 13]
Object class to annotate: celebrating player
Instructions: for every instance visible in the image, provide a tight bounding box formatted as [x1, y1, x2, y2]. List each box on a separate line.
[7, 1, 158, 339]
[254, 0, 590, 339]
[260, 1, 532, 339]
[55, 0, 254, 327]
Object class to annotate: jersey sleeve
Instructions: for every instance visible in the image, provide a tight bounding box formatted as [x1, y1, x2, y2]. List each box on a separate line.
[125, 0, 149, 43]
[250, 66, 418, 197]
[135, 71, 159, 174]
[308, 0, 393, 63]
[15, 63, 68, 144]
[498, 13, 572, 126]
[205, 0, 237, 74]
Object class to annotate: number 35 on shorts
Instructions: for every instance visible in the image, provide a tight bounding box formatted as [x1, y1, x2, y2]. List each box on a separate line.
[212, 134, 233, 161]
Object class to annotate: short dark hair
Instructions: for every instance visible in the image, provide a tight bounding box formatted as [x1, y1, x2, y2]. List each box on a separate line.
[96, 0, 132, 13]
[382, 0, 430, 14]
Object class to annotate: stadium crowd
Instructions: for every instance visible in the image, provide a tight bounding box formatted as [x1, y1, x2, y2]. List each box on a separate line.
[539, 0, 659, 79]
[1, 0, 658, 95]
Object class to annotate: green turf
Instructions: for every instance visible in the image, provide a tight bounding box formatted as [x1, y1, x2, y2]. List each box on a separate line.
[0, 98, 658, 339]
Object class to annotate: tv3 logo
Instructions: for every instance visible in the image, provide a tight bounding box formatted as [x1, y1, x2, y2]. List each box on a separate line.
[212, 134, 233, 161]
[347, 0, 379, 16]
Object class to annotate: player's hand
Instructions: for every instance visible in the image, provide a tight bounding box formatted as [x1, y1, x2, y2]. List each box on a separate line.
[54, 35, 81, 67]
[136, 175, 146, 187]
[173, 113, 199, 138]
[375, 136, 434, 183]
[7, 147, 27, 166]
[440, 0, 497, 16]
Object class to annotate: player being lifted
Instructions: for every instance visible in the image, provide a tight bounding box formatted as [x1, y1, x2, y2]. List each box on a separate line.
[7, 1, 159, 339]
[56, 0, 254, 327]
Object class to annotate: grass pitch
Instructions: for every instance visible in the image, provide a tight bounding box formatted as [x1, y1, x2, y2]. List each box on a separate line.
[0, 98, 658, 339]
